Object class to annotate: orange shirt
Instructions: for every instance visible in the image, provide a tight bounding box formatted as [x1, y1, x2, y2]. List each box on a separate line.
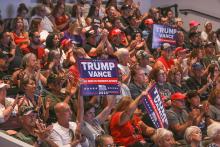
[12, 32, 29, 49]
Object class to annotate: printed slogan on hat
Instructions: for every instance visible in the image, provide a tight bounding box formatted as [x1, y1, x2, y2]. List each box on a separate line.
[152, 24, 177, 49]
[78, 59, 120, 96]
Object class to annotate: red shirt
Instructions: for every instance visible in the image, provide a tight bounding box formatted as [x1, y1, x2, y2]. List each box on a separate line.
[157, 56, 174, 71]
[25, 46, 45, 59]
[110, 112, 145, 146]
[12, 32, 29, 49]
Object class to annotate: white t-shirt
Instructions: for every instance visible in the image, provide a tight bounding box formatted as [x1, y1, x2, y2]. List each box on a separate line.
[0, 98, 18, 123]
[118, 64, 131, 84]
[50, 122, 89, 147]
[201, 31, 208, 42]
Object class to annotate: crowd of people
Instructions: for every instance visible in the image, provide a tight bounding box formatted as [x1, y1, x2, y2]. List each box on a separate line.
[0, 0, 220, 146]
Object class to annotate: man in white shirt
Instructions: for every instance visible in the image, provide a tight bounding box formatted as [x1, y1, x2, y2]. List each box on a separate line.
[0, 82, 20, 130]
[49, 102, 89, 147]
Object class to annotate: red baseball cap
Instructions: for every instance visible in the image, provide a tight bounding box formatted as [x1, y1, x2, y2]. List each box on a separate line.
[61, 39, 71, 47]
[109, 28, 122, 37]
[189, 20, 200, 27]
[144, 18, 154, 25]
[174, 47, 188, 56]
[171, 92, 186, 101]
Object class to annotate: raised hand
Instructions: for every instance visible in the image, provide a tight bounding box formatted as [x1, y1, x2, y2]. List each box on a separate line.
[45, 96, 52, 110]
[13, 94, 20, 107]
[34, 119, 52, 141]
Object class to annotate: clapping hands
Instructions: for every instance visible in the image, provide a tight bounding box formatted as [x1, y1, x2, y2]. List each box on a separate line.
[34, 119, 52, 141]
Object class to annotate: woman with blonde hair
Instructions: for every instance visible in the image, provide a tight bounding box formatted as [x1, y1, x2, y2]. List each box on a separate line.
[184, 126, 203, 147]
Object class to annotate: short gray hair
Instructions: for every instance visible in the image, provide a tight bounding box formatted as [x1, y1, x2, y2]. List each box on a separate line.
[115, 48, 129, 61]
[184, 126, 201, 144]
[207, 122, 220, 139]
[153, 128, 173, 145]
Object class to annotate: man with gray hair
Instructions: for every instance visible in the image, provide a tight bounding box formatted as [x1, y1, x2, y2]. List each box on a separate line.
[116, 48, 131, 84]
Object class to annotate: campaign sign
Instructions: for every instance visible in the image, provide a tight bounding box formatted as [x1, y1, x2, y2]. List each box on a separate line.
[78, 59, 120, 96]
[142, 83, 168, 128]
[152, 24, 177, 49]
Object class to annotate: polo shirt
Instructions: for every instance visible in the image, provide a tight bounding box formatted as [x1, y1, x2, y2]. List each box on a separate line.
[166, 108, 189, 140]
[50, 122, 89, 147]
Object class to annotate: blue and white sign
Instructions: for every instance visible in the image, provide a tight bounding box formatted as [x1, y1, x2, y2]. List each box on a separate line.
[152, 24, 177, 49]
[142, 83, 168, 128]
[78, 59, 120, 96]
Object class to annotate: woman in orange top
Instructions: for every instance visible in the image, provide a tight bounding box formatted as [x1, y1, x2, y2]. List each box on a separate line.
[11, 17, 30, 51]
[50, 2, 70, 32]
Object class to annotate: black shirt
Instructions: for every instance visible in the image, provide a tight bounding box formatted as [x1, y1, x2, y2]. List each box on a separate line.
[171, 82, 189, 93]
[186, 76, 210, 101]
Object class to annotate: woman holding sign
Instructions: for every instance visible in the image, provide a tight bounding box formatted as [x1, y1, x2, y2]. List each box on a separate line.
[109, 92, 155, 147]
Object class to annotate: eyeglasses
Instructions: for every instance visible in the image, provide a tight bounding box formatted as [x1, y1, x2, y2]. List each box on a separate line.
[104, 144, 117, 147]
